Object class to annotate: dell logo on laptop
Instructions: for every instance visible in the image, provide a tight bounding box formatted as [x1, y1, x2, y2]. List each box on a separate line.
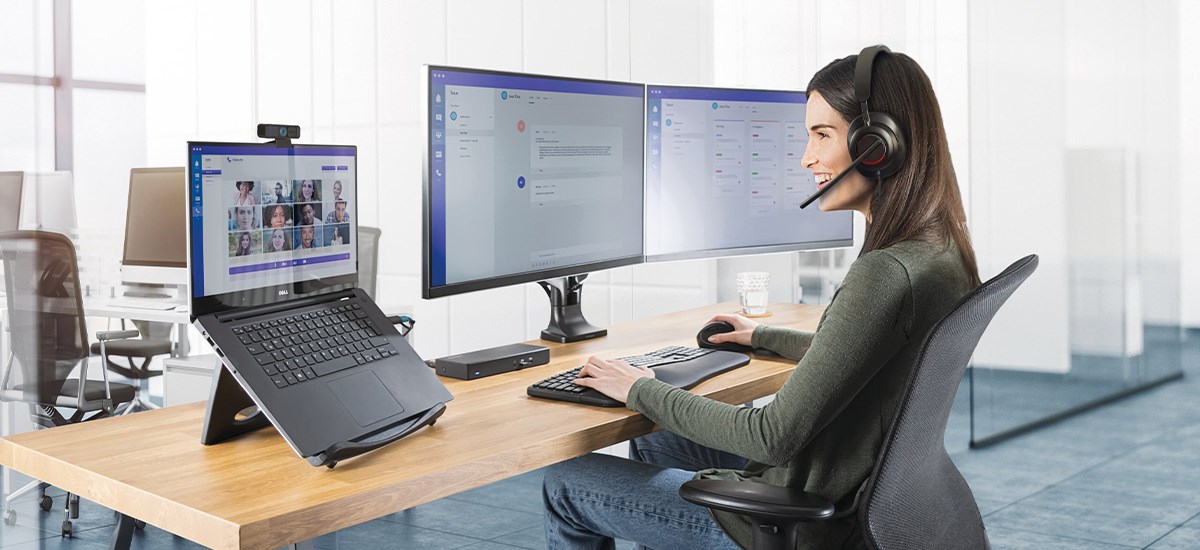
[278, 289, 289, 296]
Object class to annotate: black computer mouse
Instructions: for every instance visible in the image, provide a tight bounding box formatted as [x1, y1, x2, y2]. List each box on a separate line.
[697, 321, 755, 354]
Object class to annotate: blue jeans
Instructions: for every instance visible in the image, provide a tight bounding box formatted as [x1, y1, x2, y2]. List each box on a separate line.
[542, 430, 750, 549]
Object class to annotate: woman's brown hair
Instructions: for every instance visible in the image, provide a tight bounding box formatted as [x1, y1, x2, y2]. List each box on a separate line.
[807, 50, 981, 286]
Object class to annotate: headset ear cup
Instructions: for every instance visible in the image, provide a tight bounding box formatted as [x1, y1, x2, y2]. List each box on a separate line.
[847, 111, 906, 181]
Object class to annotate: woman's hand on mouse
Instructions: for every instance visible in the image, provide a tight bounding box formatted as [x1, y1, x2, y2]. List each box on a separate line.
[574, 356, 655, 403]
[705, 314, 761, 346]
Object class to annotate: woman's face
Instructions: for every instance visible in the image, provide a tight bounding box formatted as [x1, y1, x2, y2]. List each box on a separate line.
[332, 181, 342, 198]
[270, 206, 287, 228]
[236, 207, 255, 229]
[302, 180, 314, 199]
[238, 182, 250, 195]
[240, 233, 250, 249]
[271, 230, 285, 251]
[801, 91, 875, 217]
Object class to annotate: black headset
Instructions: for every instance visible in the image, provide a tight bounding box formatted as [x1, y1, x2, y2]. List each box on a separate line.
[847, 45, 907, 180]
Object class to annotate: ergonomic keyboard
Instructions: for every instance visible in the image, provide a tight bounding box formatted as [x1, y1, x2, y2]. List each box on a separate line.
[235, 302, 399, 389]
[527, 346, 752, 407]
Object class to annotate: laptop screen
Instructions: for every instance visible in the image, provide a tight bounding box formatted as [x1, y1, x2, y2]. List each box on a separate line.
[187, 142, 359, 317]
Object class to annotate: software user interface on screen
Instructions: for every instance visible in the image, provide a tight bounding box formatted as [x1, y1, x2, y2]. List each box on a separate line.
[426, 67, 645, 297]
[645, 86, 853, 261]
[188, 144, 358, 299]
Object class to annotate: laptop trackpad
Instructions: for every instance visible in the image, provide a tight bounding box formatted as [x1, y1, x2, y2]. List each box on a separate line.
[328, 371, 405, 427]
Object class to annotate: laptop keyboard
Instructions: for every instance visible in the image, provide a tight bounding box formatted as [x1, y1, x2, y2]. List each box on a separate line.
[232, 302, 399, 388]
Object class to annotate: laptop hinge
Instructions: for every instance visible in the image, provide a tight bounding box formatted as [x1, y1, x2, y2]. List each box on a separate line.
[215, 289, 356, 323]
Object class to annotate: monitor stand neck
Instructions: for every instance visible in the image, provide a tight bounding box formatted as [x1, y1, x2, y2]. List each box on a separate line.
[538, 274, 606, 343]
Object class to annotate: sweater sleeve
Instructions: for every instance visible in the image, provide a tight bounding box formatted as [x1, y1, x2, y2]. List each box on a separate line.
[751, 325, 814, 361]
[626, 251, 914, 466]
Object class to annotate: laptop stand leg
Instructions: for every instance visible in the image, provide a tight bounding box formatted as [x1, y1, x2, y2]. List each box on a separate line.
[109, 513, 134, 550]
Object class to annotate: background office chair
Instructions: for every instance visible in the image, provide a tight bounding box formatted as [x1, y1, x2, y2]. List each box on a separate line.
[0, 230, 140, 537]
[681, 255, 1039, 550]
[89, 322, 171, 414]
[358, 226, 381, 300]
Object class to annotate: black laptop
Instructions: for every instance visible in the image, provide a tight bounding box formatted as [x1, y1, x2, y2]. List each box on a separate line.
[187, 141, 452, 467]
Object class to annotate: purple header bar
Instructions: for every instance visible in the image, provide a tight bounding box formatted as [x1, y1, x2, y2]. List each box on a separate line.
[648, 85, 806, 104]
[195, 146, 356, 157]
[229, 253, 352, 275]
[432, 66, 643, 98]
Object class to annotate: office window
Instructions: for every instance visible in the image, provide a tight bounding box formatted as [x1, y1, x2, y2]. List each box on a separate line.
[0, 0, 53, 77]
[71, 0, 146, 84]
[0, 83, 55, 171]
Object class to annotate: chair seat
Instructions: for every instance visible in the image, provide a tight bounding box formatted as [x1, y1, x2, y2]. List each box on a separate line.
[12, 380, 137, 405]
[90, 338, 173, 358]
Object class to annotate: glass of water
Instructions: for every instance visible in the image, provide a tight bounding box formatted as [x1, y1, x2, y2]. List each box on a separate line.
[736, 272, 770, 316]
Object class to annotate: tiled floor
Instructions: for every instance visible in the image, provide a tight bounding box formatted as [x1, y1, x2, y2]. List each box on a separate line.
[1, 331, 1196, 549]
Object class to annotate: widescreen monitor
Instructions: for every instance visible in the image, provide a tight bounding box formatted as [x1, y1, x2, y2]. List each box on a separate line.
[0, 172, 22, 233]
[121, 167, 189, 286]
[422, 66, 645, 301]
[644, 85, 853, 262]
[187, 142, 358, 317]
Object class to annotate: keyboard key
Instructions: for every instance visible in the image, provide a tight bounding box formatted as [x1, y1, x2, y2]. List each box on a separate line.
[301, 367, 317, 379]
[263, 365, 277, 376]
[313, 356, 356, 377]
[272, 376, 287, 388]
[246, 343, 264, 355]
[282, 372, 297, 385]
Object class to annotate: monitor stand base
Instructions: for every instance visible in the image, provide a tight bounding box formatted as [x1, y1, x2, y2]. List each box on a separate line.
[539, 275, 607, 343]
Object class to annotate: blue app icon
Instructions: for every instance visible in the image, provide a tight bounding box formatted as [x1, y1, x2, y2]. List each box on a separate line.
[501, 91, 508, 100]
[712, 102, 719, 110]
[517, 176, 526, 189]
[450, 111, 458, 121]
[665, 119, 672, 127]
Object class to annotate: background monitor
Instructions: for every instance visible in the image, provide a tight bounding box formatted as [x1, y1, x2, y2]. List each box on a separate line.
[0, 172, 22, 233]
[19, 171, 77, 233]
[644, 85, 853, 262]
[121, 167, 189, 286]
[423, 66, 646, 300]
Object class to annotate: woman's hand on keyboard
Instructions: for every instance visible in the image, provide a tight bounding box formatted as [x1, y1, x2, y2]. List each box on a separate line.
[705, 314, 760, 347]
[574, 356, 655, 404]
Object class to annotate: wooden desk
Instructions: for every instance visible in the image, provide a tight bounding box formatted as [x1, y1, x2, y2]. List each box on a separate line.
[0, 302, 822, 549]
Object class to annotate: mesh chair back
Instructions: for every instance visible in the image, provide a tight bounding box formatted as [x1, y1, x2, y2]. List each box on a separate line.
[861, 255, 1038, 550]
[0, 231, 89, 405]
[357, 226, 381, 300]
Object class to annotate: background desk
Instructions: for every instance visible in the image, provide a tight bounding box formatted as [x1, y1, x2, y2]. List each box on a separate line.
[0, 301, 822, 550]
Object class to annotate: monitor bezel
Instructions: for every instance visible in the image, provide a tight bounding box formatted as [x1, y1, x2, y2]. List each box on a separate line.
[122, 167, 188, 268]
[187, 140, 359, 319]
[642, 83, 854, 263]
[422, 65, 646, 300]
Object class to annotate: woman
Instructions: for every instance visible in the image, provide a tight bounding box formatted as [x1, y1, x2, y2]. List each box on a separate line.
[542, 47, 980, 549]
[234, 181, 256, 206]
[266, 228, 289, 253]
[234, 232, 254, 256]
[297, 179, 319, 202]
[267, 204, 290, 229]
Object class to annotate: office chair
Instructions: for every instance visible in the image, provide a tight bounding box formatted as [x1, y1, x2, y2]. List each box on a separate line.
[681, 255, 1039, 550]
[89, 323, 171, 414]
[358, 226, 382, 300]
[0, 231, 140, 537]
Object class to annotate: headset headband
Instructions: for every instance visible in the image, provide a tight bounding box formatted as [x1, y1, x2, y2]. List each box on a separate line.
[854, 45, 891, 125]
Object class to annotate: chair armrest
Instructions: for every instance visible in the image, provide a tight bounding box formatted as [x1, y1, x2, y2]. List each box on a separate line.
[97, 330, 140, 341]
[679, 479, 835, 522]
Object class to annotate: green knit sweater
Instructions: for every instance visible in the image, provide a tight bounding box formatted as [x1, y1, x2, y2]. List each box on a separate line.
[626, 239, 974, 549]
